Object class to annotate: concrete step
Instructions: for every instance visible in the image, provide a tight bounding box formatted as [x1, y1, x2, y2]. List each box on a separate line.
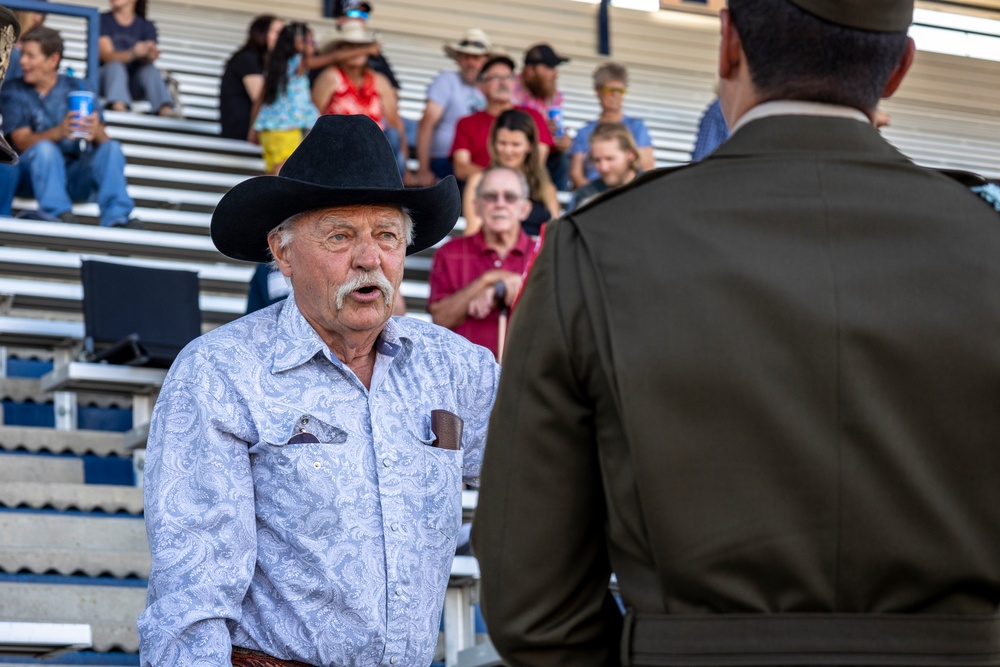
[0, 512, 149, 578]
[0, 482, 143, 514]
[0, 580, 144, 653]
[0, 425, 128, 458]
[0, 453, 83, 484]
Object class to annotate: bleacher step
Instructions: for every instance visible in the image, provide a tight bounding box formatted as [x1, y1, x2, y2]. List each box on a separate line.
[0, 425, 129, 457]
[0, 581, 144, 653]
[0, 454, 83, 484]
[0, 482, 143, 514]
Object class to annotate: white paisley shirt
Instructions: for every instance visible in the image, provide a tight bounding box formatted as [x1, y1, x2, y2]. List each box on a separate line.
[138, 294, 500, 666]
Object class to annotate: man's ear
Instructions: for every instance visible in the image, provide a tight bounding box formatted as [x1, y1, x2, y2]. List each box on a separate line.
[881, 36, 916, 100]
[718, 9, 743, 81]
[267, 233, 293, 278]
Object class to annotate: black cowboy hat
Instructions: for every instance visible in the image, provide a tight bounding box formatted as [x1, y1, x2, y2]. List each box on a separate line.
[211, 115, 460, 262]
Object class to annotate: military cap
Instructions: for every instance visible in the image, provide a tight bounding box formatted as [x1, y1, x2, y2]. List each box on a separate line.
[786, 0, 913, 32]
[0, 6, 21, 164]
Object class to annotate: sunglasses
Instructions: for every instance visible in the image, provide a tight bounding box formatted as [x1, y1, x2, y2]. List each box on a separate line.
[480, 190, 524, 204]
[481, 74, 514, 84]
[345, 9, 369, 20]
[599, 86, 627, 96]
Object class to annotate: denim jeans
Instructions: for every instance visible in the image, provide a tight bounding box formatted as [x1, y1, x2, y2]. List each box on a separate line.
[0, 139, 134, 225]
[100, 61, 175, 111]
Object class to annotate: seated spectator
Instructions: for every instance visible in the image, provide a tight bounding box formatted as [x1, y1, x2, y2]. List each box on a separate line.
[412, 28, 491, 186]
[691, 96, 729, 161]
[569, 62, 654, 188]
[428, 166, 539, 359]
[569, 121, 641, 211]
[0, 28, 136, 227]
[219, 15, 282, 141]
[463, 109, 558, 237]
[450, 54, 553, 183]
[7, 4, 46, 80]
[98, 0, 177, 116]
[512, 43, 572, 190]
[252, 22, 321, 175]
[312, 22, 407, 176]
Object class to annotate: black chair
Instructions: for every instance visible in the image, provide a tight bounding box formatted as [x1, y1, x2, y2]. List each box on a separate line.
[80, 260, 202, 369]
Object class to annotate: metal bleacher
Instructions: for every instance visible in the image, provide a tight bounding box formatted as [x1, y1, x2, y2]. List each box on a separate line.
[1, 1, 999, 664]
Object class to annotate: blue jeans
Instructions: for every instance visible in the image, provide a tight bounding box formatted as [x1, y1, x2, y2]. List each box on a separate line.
[100, 61, 175, 111]
[0, 140, 134, 226]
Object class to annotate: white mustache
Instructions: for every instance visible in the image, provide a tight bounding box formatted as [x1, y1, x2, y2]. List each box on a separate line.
[335, 271, 394, 309]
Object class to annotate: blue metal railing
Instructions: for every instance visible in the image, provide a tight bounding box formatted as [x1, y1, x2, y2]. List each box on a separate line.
[2, 0, 100, 92]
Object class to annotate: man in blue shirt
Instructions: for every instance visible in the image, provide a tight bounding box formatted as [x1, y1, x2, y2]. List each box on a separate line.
[0, 27, 136, 226]
[139, 115, 500, 666]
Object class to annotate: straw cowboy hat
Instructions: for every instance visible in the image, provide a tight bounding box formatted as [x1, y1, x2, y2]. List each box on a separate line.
[330, 20, 376, 48]
[211, 115, 460, 262]
[444, 28, 492, 59]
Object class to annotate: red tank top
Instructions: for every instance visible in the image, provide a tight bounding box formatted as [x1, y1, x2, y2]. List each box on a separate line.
[323, 67, 385, 128]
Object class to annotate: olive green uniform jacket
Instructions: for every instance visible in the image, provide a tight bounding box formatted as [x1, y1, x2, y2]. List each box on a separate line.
[472, 114, 1000, 666]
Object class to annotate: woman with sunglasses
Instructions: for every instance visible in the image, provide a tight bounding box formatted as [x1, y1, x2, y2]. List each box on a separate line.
[569, 61, 655, 188]
[462, 108, 559, 237]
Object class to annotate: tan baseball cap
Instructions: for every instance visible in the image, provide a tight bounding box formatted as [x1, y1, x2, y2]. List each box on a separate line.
[786, 0, 913, 32]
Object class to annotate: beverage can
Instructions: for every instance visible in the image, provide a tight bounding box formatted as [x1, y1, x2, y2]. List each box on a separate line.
[548, 107, 564, 138]
[67, 90, 96, 139]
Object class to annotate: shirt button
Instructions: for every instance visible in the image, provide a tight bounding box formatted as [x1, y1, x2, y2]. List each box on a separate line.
[390, 522, 399, 532]
[382, 457, 390, 467]
[395, 586, 403, 597]
[390, 658, 399, 665]
[313, 461, 321, 469]
[494, 260, 502, 268]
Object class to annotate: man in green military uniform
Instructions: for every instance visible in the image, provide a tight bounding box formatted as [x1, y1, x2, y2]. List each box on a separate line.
[472, 0, 1000, 665]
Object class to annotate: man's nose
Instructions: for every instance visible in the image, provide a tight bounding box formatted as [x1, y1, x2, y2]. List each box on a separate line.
[352, 236, 382, 269]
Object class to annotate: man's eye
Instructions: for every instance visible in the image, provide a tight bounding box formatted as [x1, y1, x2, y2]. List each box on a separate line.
[330, 234, 347, 242]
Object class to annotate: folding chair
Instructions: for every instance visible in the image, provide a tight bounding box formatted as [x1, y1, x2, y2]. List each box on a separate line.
[80, 260, 201, 369]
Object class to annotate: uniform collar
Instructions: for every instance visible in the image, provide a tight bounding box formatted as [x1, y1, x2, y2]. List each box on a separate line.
[732, 100, 870, 134]
[271, 293, 407, 374]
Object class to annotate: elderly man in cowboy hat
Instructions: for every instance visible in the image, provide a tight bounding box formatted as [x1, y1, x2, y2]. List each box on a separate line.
[474, 0, 1000, 665]
[411, 28, 491, 186]
[138, 114, 500, 667]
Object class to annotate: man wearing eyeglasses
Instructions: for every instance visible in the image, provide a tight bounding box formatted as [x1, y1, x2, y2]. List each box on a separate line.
[450, 55, 553, 183]
[427, 166, 537, 359]
[411, 28, 491, 187]
[569, 62, 654, 189]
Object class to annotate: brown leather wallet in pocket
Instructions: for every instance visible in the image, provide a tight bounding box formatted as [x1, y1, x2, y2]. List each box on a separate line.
[430, 409, 464, 450]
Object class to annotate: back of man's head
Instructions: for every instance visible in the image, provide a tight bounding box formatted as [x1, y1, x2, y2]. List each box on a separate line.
[728, 0, 910, 112]
[22, 26, 63, 59]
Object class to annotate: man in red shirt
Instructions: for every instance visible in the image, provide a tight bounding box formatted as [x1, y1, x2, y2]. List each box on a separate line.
[427, 166, 539, 358]
[449, 55, 553, 182]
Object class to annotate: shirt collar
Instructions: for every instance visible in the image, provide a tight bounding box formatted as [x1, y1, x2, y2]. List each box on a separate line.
[732, 100, 870, 134]
[271, 293, 407, 374]
[474, 228, 533, 256]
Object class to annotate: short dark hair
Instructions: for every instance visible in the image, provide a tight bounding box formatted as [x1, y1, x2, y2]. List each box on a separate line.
[21, 26, 63, 59]
[728, 0, 909, 111]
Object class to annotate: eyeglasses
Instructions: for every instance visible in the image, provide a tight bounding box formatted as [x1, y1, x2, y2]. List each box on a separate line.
[599, 86, 627, 96]
[480, 74, 515, 84]
[479, 190, 524, 204]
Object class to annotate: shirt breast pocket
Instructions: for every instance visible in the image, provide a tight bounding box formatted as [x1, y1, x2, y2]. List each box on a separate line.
[423, 443, 464, 539]
[254, 414, 350, 541]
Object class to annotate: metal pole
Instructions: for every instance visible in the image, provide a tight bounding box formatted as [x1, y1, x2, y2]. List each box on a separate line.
[599, 0, 611, 56]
